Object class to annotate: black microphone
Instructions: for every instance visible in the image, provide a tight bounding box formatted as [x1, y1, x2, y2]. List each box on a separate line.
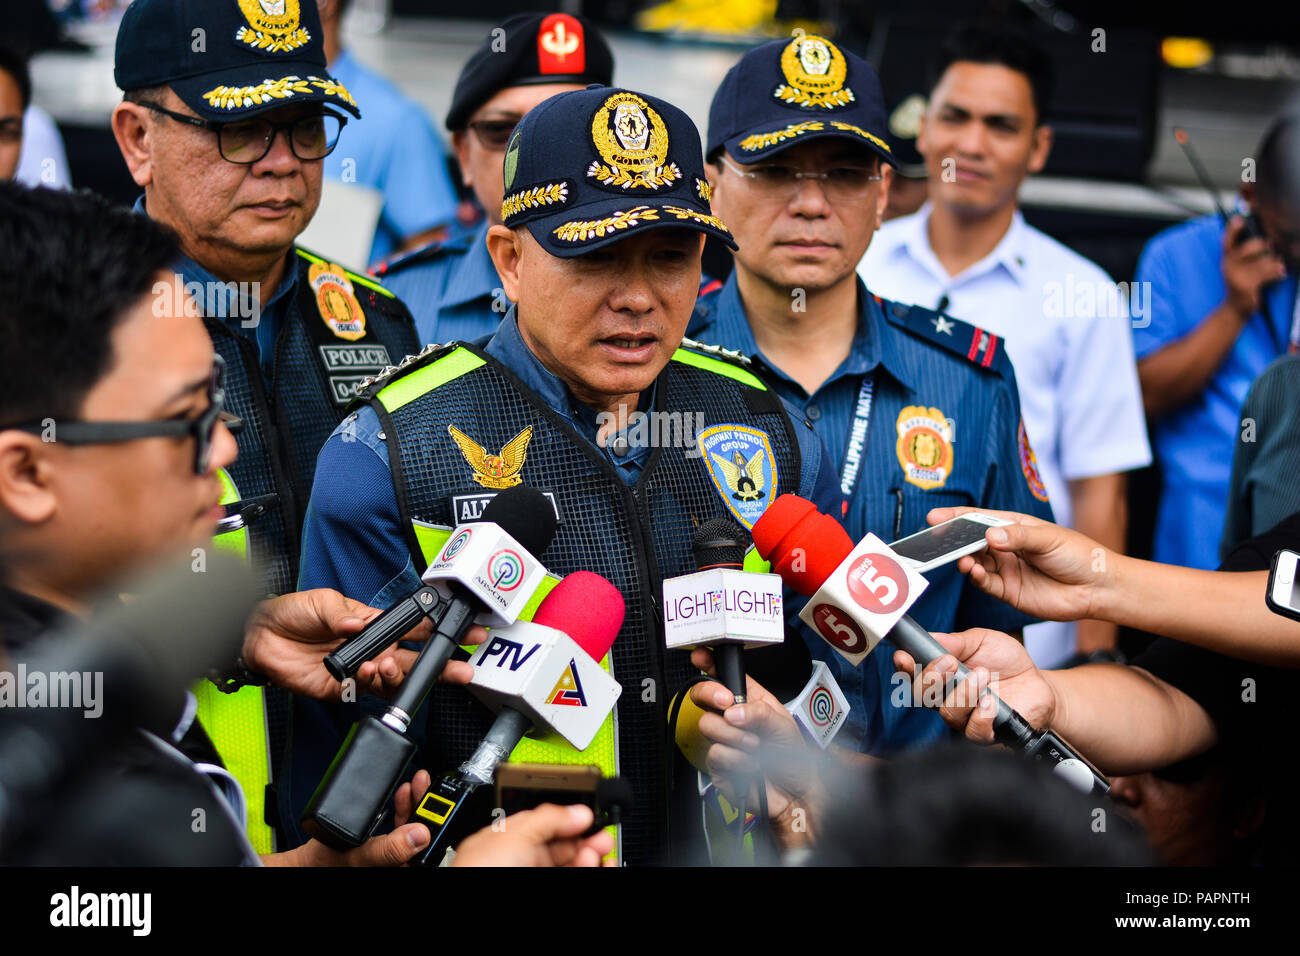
[302, 485, 559, 849]
[0, 555, 259, 851]
[691, 518, 751, 703]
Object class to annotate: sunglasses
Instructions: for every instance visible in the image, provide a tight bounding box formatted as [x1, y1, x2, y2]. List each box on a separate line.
[466, 117, 521, 151]
[6, 356, 240, 475]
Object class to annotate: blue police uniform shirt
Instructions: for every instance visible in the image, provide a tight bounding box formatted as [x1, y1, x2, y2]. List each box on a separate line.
[691, 274, 1056, 754]
[1133, 214, 1299, 570]
[323, 49, 460, 266]
[134, 197, 297, 382]
[373, 220, 506, 346]
[286, 309, 840, 845]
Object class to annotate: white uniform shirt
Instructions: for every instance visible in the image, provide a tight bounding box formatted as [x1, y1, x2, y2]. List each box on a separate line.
[860, 202, 1151, 667]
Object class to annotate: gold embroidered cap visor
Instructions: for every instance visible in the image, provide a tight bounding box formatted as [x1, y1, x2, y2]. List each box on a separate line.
[521, 193, 738, 258]
[721, 118, 894, 167]
[113, 0, 360, 123]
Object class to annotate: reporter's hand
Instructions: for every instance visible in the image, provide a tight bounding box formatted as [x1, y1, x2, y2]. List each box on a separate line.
[1221, 215, 1286, 317]
[926, 507, 1108, 622]
[241, 589, 487, 700]
[892, 628, 1055, 743]
[688, 648, 820, 848]
[450, 804, 615, 867]
[265, 771, 433, 866]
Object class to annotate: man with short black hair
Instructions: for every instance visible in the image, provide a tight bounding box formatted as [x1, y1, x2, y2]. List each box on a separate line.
[859, 23, 1150, 669]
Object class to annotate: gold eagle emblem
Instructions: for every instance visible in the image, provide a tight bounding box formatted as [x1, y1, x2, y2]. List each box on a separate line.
[448, 425, 533, 489]
[710, 449, 766, 502]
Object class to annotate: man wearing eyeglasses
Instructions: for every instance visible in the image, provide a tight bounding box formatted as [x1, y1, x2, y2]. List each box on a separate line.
[690, 36, 1055, 756]
[107, 0, 420, 853]
[373, 13, 614, 346]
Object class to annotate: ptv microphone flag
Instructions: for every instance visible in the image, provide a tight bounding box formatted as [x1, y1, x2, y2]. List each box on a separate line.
[661, 569, 785, 652]
[424, 522, 548, 627]
[798, 533, 930, 666]
[785, 660, 850, 749]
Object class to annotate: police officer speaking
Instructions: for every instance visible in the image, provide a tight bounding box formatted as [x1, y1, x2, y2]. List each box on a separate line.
[294, 85, 843, 864]
[692, 35, 1056, 755]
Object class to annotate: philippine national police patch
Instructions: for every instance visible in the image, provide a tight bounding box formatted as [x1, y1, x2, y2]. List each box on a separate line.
[235, 0, 312, 54]
[308, 261, 366, 340]
[1018, 418, 1050, 502]
[895, 405, 953, 490]
[698, 424, 779, 529]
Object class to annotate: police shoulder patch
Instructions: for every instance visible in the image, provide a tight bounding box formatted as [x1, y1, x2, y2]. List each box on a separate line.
[879, 297, 1012, 378]
[368, 232, 475, 280]
[1018, 418, 1051, 503]
[697, 424, 779, 529]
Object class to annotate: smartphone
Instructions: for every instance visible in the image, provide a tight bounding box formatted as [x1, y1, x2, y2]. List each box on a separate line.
[494, 763, 630, 837]
[1266, 549, 1300, 623]
[888, 512, 1013, 573]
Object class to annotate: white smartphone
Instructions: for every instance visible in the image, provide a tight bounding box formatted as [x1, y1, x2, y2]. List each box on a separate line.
[888, 512, 1013, 573]
[1266, 549, 1300, 623]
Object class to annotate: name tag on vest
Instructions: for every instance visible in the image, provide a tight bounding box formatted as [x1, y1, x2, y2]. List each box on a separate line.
[449, 489, 563, 525]
[318, 344, 393, 405]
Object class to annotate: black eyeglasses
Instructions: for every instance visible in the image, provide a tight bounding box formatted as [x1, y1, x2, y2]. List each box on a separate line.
[136, 100, 347, 164]
[6, 357, 240, 475]
[466, 117, 521, 151]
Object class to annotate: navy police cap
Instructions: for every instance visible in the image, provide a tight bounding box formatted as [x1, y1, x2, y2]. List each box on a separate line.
[500, 85, 737, 258]
[444, 13, 614, 131]
[707, 34, 894, 166]
[114, 0, 360, 122]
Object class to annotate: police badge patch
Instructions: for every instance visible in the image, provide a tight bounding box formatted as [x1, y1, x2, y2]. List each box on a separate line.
[697, 424, 779, 529]
[775, 35, 856, 110]
[1018, 419, 1050, 502]
[308, 261, 366, 340]
[234, 0, 311, 54]
[448, 425, 533, 490]
[895, 406, 953, 491]
[587, 92, 682, 190]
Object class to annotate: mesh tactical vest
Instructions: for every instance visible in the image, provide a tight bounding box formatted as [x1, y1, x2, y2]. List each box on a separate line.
[206, 249, 420, 597]
[201, 249, 418, 850]
[364, 340, 802, 865]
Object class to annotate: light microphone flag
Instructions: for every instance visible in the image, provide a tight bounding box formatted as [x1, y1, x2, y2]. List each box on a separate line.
[422, 521, 548, 628]
[785, 660, 850, 749]
[661, 568, 785, 652]
[466, 621, 620, 751]
[797, 533, 930, 666]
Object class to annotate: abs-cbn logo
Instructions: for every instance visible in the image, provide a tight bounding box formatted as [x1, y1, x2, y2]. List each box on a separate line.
[844, 552, 908, 614]
[808, 687, 836, 727]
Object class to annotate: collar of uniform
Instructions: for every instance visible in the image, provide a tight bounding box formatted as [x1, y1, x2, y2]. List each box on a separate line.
[132, 195, 301, 320]
[440, 220, 501, 309]
[708, 272, 915, 395]
[0, 585, 71, 655]
[896, 201, 1030, 289]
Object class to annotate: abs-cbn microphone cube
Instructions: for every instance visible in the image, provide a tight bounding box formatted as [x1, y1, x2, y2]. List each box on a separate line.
[798, 534, 930, 667]
[467, 621, 621, 752]
[661, 569, 785, 652]
[422, 523, 549, 628]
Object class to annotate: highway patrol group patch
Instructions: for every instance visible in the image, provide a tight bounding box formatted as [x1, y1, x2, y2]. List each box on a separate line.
[308, 261, 366, 340]
[895, 405, 953, 490]
[587, 91, 682, 190]
[697, 424, 779, 528]
[775, 35, 855, 109]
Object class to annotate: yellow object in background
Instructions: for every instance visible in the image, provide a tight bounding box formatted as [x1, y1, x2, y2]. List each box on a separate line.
[1161, 37, 1214, 70]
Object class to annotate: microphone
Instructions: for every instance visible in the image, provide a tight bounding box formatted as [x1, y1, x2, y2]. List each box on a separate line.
[752, 495, 1110, 796]
[409, 571, 624, 865]
[301, 486, 559, 849]
[662, 520, 785, 704]
[0, 555, 259, 851]
[324, 485, 556, 681]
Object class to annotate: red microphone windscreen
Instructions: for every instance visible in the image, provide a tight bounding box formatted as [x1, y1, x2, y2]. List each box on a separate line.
[752, 494, 855, 596]
[532, 570, 624, 662]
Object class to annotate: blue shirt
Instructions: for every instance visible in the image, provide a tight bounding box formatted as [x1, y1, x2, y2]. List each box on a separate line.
[373, 221, 507, 346]
[691, 275, 1055, 753]
[324, 49, 460, 266]
[1133, 214, 1299, 569]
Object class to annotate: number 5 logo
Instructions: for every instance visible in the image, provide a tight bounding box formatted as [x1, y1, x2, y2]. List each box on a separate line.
[811, 604, 869, 654]
[844, 553, 909, 614]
